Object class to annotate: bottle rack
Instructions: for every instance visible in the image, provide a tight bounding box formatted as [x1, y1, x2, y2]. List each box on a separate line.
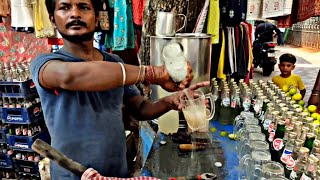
[0, 69, 50, 179]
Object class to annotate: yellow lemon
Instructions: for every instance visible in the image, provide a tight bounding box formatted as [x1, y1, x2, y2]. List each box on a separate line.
[282, 85, 289, 93]
[313, 120, 320, 125]
[228, 134, 236, 140]
[289, 88, 297, 96]
[308, 105, 318, 113]
[292, 93, 302, 101]
[312, 113, 320, 120]
[220, 131, 228, 137]
[298, 100, 305, 106]
[286, 92, 291, 97]
[317, 115, 320, 121]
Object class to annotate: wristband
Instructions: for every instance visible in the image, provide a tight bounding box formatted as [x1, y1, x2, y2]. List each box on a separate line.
[118, 62, 126, 86]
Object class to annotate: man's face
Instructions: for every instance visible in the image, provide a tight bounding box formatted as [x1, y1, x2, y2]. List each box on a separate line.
[53, 0, 98, 42]
[279, 62, 295, 76]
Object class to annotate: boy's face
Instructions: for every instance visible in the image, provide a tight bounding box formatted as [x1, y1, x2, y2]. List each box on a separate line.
[278, 62, 295, 76]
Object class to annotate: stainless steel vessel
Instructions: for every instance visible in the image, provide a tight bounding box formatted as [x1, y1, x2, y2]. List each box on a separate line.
[150, 33, 212, 100]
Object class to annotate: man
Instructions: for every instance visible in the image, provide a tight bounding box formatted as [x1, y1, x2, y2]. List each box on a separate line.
[31, 0, 207, 179]
[254, 20, 281, 43]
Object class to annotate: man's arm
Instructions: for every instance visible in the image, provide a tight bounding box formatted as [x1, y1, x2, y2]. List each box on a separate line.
[36, 60, 192, 92]
[308, 69, 320, 106]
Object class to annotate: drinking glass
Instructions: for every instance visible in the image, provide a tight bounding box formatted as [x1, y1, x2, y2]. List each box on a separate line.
[261, 161, 285, 178]
[238, 132, 266, 151]
[239, 150, 271, 180]
[236, 124, 261, 141]
[233, 117, 259, 135]
[239, 140, 269, 158]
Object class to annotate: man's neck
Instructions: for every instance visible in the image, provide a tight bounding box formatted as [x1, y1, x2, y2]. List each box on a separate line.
[62, 40, 101, 61]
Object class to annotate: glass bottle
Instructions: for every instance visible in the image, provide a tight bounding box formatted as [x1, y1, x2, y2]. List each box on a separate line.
[270, 120, 286, 162]
[294, 121, 303, 139]
[300, 155, 319, 179]
[281, 132, 298, 177]
[299, 127, 310, 142]
[290, 147, 310, 179]
[268, 111, 280, 142]
[219, 90, 232, 125]
[304, 133, 316, 152]
[262, 107, 275, 138]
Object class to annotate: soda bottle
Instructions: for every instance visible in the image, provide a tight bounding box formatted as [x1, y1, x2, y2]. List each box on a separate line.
[300, 155, 319, 179]
[304, 133, 316, 152]
[290, 147, 310, 179]
[281, 132, 298, 177]
[271, 120, 286, 162]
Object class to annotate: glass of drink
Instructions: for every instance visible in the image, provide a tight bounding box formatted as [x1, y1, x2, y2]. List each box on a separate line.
[239, 140, 269, 159]
[180, 90, 214, 132]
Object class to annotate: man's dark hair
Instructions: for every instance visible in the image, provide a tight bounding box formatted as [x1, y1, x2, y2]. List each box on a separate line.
[254, 20, 265, 26]
[280, 53, 297, 64]
[45, 0, 101, 17]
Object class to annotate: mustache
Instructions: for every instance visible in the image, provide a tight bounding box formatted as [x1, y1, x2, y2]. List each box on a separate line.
[66, 20, 87, 28]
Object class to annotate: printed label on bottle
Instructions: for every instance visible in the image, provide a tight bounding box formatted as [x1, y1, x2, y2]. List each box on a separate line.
[300, 173, 312, 180]
[290, 169, 297, 179]
[268, 130, 275, 142]
[242, 98, 251, 111]
[280, 149, 295, 167]
[263, 119, 271, 130]
[222, 98, 230, 107]
[272, 138, 284, 151]
[231, 99, 236, 108]
[268, 123, 274, 133]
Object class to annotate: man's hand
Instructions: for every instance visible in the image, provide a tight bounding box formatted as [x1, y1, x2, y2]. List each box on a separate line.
[164, 81, 210, 110]
[154, 61, 193, 92]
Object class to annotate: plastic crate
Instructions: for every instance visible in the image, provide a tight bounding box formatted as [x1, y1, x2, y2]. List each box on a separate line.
[13, 159, 40, 177]
[7, 130, 50, 152]
[0, 127, 8, 143]
[0, 80, 37, 98]
[2, 102, 43, 124]
[0, 153, 13, 169]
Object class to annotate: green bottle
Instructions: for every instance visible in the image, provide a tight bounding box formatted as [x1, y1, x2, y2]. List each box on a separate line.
[304, 133, 316, 151]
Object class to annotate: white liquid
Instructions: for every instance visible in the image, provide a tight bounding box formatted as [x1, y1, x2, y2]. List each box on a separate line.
[183, 105, 207, 131]
[158, 110, 179, 135]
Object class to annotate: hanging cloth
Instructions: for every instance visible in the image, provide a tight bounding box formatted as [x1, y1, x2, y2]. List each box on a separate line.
[227, 27, 235, 74]
[34, 0, 54, 38]
[132, 0, 145, 26]
[246, 0, 263, 20]
[11, 0, 34, 29]
[262, 0, 285, 18]
[0, 0, 10, 17]
[111, 0, 135, 50]
[297, 0, 320, 22]
[207, 0, 220, 44]
[217, 30, 226, 80]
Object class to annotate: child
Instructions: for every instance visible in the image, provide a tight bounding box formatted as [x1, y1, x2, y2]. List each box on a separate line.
[272, 53, 306, 98]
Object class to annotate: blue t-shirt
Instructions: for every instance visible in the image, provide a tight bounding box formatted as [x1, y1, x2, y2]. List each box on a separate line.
[30, 49, 140, 180]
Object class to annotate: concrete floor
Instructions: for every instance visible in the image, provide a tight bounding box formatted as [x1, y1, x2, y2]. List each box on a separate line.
[253, 45, 320, 102]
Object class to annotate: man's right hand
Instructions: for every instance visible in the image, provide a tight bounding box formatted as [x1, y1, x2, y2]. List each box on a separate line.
[153, 62, 194, 92]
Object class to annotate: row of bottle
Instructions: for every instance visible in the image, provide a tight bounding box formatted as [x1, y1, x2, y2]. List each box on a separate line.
[1, 142, 41, 161]
[0, 97, 40, 108]
[0, 62, 31, 82]
[249, 79, 320, 179]
[1, 124, 45, 137]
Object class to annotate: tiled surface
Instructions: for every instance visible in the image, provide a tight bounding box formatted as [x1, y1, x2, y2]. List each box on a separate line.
[253, 46, 320, 102]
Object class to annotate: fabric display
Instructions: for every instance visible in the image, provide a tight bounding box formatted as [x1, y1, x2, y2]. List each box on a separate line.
[246, 0, 263, 20]
[11, 0, 35, 33]
[33, 0, 55, 38]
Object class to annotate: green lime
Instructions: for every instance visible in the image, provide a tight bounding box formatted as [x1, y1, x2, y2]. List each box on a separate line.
[210, 127, 217, 133]
[220, 131, 228, 137]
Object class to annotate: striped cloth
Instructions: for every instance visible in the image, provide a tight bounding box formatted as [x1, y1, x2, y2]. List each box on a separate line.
[81, 168, 161, 180]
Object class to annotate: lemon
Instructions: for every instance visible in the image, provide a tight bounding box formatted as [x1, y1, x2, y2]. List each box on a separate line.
[220, 131, 228, 137]
[286, 92, 292, 97]
[313, 120, 320, 125]
[210, 127, 217, 133]
[292, 93, 302, 101]
[298, 100, 305, 106]
[308, 105, 318, 113]
[282, 85, 289, 93]
[289, 88, 297, 96]
[312, 113, 320, 120]
[317, 115, 320, 121]
[228, 134, 236, 140]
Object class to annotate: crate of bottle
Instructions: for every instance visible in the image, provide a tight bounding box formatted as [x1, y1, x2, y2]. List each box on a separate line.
[0, 153, 13, 169]
[0, 127, 8, 143]
[13, 158, 40, 177]
[0, 80, 37, 98]
[2, 102, 43, 124]
[7, 130, 50, 152]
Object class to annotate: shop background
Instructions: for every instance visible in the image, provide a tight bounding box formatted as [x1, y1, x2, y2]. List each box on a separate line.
[0, 18, 51, 62]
